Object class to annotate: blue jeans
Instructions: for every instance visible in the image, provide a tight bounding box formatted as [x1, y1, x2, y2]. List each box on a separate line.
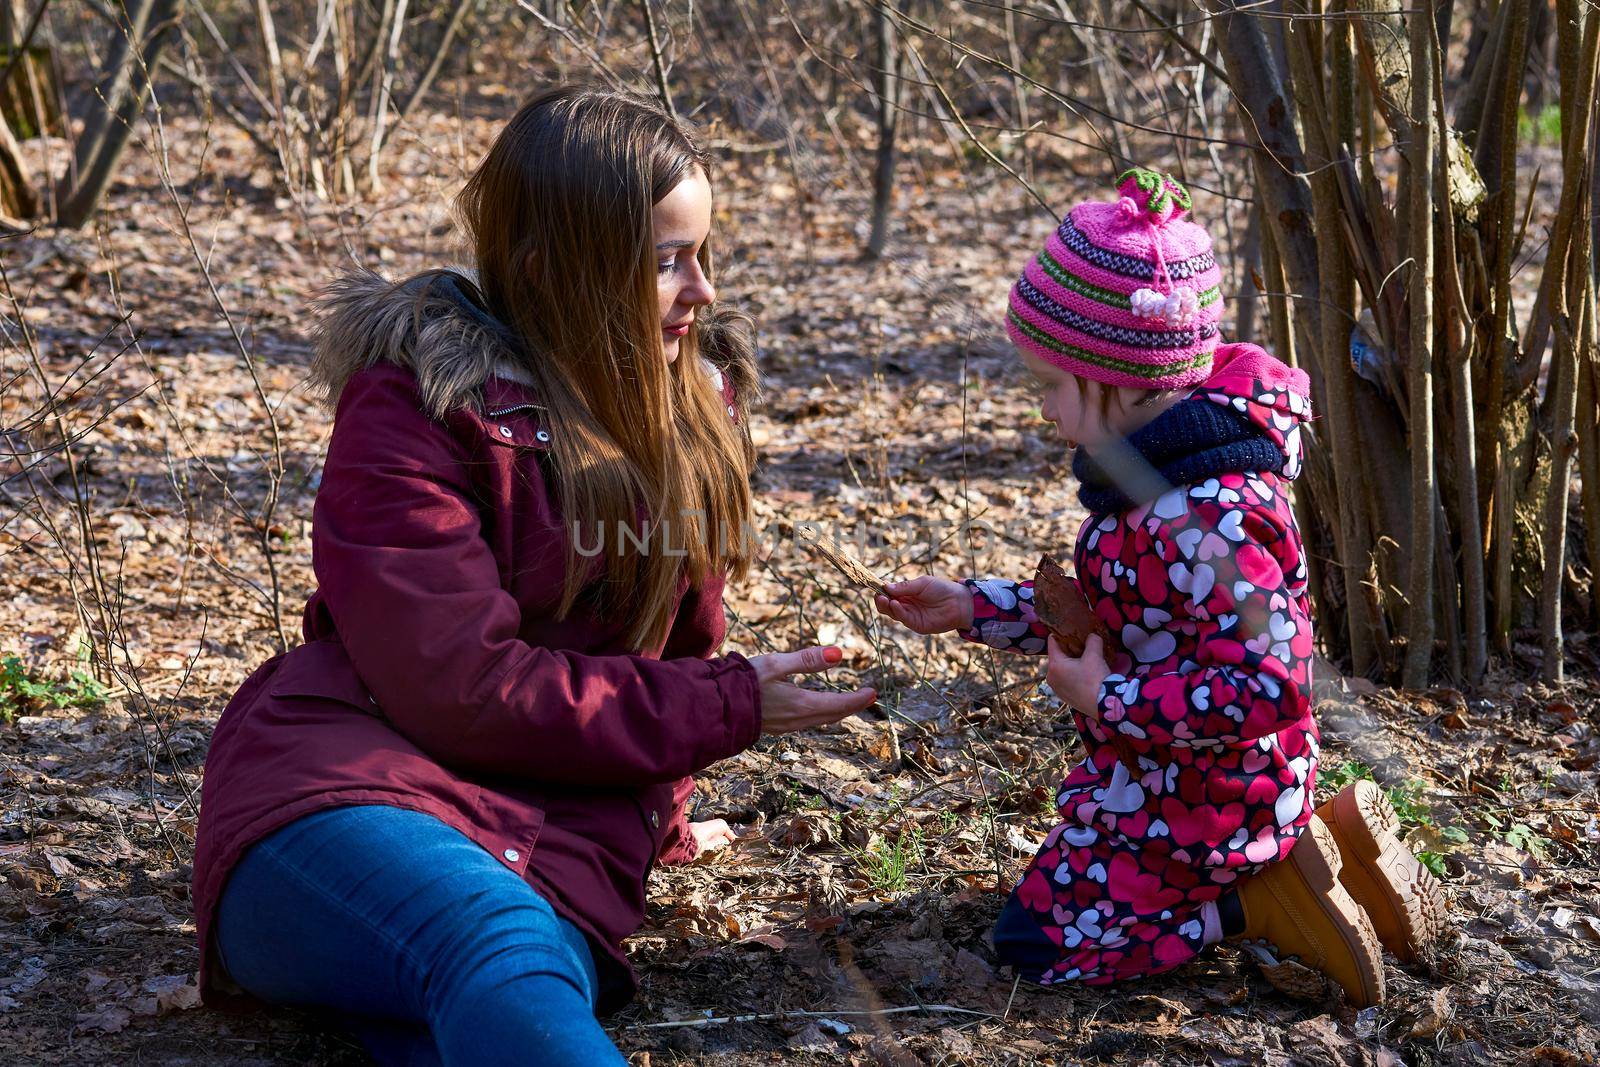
[215, 805, 626, 1067]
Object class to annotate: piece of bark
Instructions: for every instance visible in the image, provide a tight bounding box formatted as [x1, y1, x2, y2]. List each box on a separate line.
[1032, 554, 1112, 656]
[1032, 554, 1140, 773]
[804, 530, 885, 594]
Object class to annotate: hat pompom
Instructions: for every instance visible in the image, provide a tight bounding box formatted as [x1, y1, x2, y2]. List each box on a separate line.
[1115, 167, 1192, 227]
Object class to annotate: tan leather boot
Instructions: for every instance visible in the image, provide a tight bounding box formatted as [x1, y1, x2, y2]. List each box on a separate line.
[1315, 779, 1446, 963]
[1229, 814, 1385, 1007]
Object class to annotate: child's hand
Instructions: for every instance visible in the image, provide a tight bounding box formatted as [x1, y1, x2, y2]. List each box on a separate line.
[1046, 633, 1111, 717]
[874, 576, 974, 635]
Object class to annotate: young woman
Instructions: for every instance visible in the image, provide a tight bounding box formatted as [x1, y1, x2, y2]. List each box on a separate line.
[191, 86, 876, 1066]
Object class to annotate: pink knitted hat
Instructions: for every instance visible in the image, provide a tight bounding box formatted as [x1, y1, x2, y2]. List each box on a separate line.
[1006, 167, 1224, 389]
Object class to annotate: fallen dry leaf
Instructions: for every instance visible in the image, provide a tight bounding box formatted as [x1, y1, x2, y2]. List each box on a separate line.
[1406, 987, 1453, 1039]
[74, 1004, 132, 1034]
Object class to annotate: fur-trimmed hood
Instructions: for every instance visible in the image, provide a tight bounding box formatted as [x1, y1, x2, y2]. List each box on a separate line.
[306, 268, 761, 420]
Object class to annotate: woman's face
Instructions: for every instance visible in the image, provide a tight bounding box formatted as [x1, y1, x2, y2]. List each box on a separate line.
[653, 168, 716, 364]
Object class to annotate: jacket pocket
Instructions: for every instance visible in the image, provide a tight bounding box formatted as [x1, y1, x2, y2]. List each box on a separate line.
[265, 639, 381, 713]
[472, 404, 553, 452]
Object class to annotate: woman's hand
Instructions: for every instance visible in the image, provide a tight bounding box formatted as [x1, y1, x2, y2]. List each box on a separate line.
[873, 576, 974, 635]
[1046, 633, 1111, 718]
[749, 645, 876, 734]
[688, 818, 738, 857]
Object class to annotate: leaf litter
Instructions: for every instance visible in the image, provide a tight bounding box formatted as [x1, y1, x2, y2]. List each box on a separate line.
[0, 99, 1597, 1067]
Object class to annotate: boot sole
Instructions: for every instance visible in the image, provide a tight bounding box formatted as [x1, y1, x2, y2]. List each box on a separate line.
[1286, 815, 1386, 1007]
[1319, 780, 1446, 963]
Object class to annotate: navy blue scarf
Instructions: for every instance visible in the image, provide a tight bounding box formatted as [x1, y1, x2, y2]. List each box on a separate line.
[1072, 398, 1285, 514]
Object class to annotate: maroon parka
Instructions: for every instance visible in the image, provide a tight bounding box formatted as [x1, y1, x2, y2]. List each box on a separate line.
[191, 272, 763, 1012]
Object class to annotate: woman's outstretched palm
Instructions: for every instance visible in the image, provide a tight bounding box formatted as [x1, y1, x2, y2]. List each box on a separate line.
[750, 645, 876, 734]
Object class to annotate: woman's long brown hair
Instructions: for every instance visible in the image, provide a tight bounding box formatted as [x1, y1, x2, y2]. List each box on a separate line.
[457, 86, 754, 652]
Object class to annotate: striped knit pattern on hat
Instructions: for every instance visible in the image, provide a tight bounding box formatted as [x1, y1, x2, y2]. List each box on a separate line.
[1006, 167, 1225, 389]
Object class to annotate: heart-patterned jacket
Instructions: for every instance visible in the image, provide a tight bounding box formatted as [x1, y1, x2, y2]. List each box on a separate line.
[963, 342, 1318, 875]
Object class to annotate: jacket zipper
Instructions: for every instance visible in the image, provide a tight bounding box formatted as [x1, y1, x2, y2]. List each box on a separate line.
[486, 403, 546, 418]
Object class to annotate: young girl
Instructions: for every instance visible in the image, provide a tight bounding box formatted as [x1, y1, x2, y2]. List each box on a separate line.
[192, 87, 876, 1066]
[876, 169, 1442, 1006]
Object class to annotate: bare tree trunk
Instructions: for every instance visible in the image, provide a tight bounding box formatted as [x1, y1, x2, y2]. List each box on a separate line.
[1234, 199, 1261, 345]
[365, 0, 410, 193]
[1402, 2, 1436, 689]
[1578, 353, 1600, 629]
[57, 0, 179, 229]
[1522, 4, 1598, 400]
[0, 107, 34, 219]
[1351, 0, 1409, 137]
[1480, 0, 1529, 656]
[1289, 0, 1382, 676]
[1210, 2, 1322, 349]
[1454, 0, 1511, 145]
[639, 0, 676, 119]
[1260, 204, 1295, 369]
[1468, 0, 1525, 183]
[297, 0, 340, 198]
[1214, 0, 1593, 687]
[1446, 284, 1487, 682]
[63, 0, 156, 188]
[1002, 0, 1029, 174]
[330, 0, 357, 198]
[1433, 11, 1487, 685]
[1542, 299, 1585, 682]
[252, 0, 298, 189]
[1538, 0, 1599, 682]
[865, 0, 901, 259]
[0, 0, 53, 142]
[394, 0, 474, 128]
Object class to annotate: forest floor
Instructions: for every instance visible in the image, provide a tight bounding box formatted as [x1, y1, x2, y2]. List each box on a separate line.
[2, 107, 1598, 1066]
